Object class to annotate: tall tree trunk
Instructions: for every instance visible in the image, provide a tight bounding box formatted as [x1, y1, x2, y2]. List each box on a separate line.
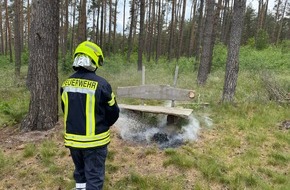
[59, 0, 64, 56]
[155, 0, 163, 62]
[167, 0, 176, 61]
[138, 0, 145, 71]
[21, 0, 59, 131]
[257, 0, 264, 29]
[70, 0, 76, 55]
[20, 0, 23, 51]
[195, 0, 204, 61]
[0, 2, 4, 55]
[95, 1, 100, 44]
[122, 0, 126, 54]
[197, 0, 215, 85]
[14, 0, 21, 78]
[100, 0, 104, 47]
[151, 0, 156, 59]
[91, 4, 96, 41]
[208, 0, 222, 72]
[62, 0, 69, 65]
[262, 0, 269, 29]
[108, 0, 112, 56]
[222, 0, 246, 103]
[257, 0, 269, 30]
[127, 0, 135, 61]
[77, 0, 87, 44]
[188, 0, 197, 57]
[8, 12, 12, 62]
[5, 0, 13, 62]
[104, 0, 107, 47]
[132, 1, 138, 49]
[271, 0, 281, 43]
[146, 0, 153, 62]
[177, 0, 186, 60]
[276, 0, 287, 44]
[27, 0, 30, 47]
[4, 0, 7, 55]
[221, 0, 231, 45]
[113, 0, 118, 53]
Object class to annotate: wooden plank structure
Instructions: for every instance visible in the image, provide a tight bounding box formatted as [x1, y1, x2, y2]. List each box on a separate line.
[118, 104, 193, 118]
[116, 65, 196, 124]
[117, 85, 195, 101]
[117, 85, 195, 122]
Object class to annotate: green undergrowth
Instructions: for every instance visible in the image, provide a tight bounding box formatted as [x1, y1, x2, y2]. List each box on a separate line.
[0, 45, 289, 189]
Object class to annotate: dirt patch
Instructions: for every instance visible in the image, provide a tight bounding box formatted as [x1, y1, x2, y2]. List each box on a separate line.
[0, 122, 61, 152]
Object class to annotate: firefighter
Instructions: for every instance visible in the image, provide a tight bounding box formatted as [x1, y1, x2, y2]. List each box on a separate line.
[60, 41, 120, 190]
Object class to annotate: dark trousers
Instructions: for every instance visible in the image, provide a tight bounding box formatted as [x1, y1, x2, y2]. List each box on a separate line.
[69, 146, 108, 190]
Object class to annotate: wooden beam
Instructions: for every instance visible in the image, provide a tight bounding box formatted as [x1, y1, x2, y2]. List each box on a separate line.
[117, 85, 195, 101]
[118, 104, 193, 118]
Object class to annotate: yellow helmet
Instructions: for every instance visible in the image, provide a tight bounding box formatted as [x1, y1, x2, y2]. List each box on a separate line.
[73, 41, 104, 69]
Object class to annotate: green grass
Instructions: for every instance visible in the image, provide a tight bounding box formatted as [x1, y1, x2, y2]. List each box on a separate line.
[110, 172, 185, 190]
[0, 150, 19, 181]
[163, 148, 195, 170]
[39, 140, 58, 166]
[0, 150, 8, 172]
[23, 143, 36, 158]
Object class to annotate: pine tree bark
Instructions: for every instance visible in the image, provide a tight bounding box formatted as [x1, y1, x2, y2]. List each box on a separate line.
[188, 0, 197, 57]
[137, 0, 145, 71]
[108, 0, 112, 56]
[167, 0, 176, 61]
[77, 0, 87, 44]
[27, 0, 30, 45]
[4, 0, 8, 55]
[5, 0, 13, 62]
[70, 0, 76, 55]
[20, 0, 24, 51]
[61, 0, 69, 65]
[113, 0, 118, 53]
[21, 0, 59, 131]
[14, 0, 21, 78]
[221, 0, 231, 45]
[276, 0, 287, 44]
[100, 0, 104, 47]
[95, 1, 101, 44]
[177, 0, 186, 60]
[195, 0, 204, 61]
[155, 0, 163, 62]
[103, 0, 107, 46]
[197, 0, 215, 85]
[122, 0, 126, 54]
[222, 0, 246, 103]
[146, 0, 153, 62]
[127, 0, 135, 61]
[0, 2, 4, 54]
[208, 0, 222, 72]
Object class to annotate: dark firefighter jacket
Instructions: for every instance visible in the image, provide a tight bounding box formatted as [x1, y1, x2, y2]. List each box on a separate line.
[60, 68, 120, 148]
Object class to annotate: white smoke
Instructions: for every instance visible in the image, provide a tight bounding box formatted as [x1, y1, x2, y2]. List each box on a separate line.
[179, 116, 200, 142]
[115, 110, 201, 148]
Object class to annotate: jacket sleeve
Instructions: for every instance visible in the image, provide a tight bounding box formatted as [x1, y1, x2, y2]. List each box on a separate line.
[101, 83, 120, 126]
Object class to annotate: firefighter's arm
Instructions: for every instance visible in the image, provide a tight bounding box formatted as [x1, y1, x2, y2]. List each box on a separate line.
[102, 84, 120, 126]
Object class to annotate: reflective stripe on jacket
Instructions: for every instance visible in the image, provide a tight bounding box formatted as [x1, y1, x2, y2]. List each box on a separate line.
[60, 69, 119, 148]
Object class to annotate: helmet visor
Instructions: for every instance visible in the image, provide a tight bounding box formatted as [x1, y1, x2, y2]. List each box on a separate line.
[72, 55, 96, 71]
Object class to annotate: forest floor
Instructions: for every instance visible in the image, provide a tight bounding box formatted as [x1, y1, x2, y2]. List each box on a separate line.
[1, 112, 289, 190]
[0, 119, 210, 190]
